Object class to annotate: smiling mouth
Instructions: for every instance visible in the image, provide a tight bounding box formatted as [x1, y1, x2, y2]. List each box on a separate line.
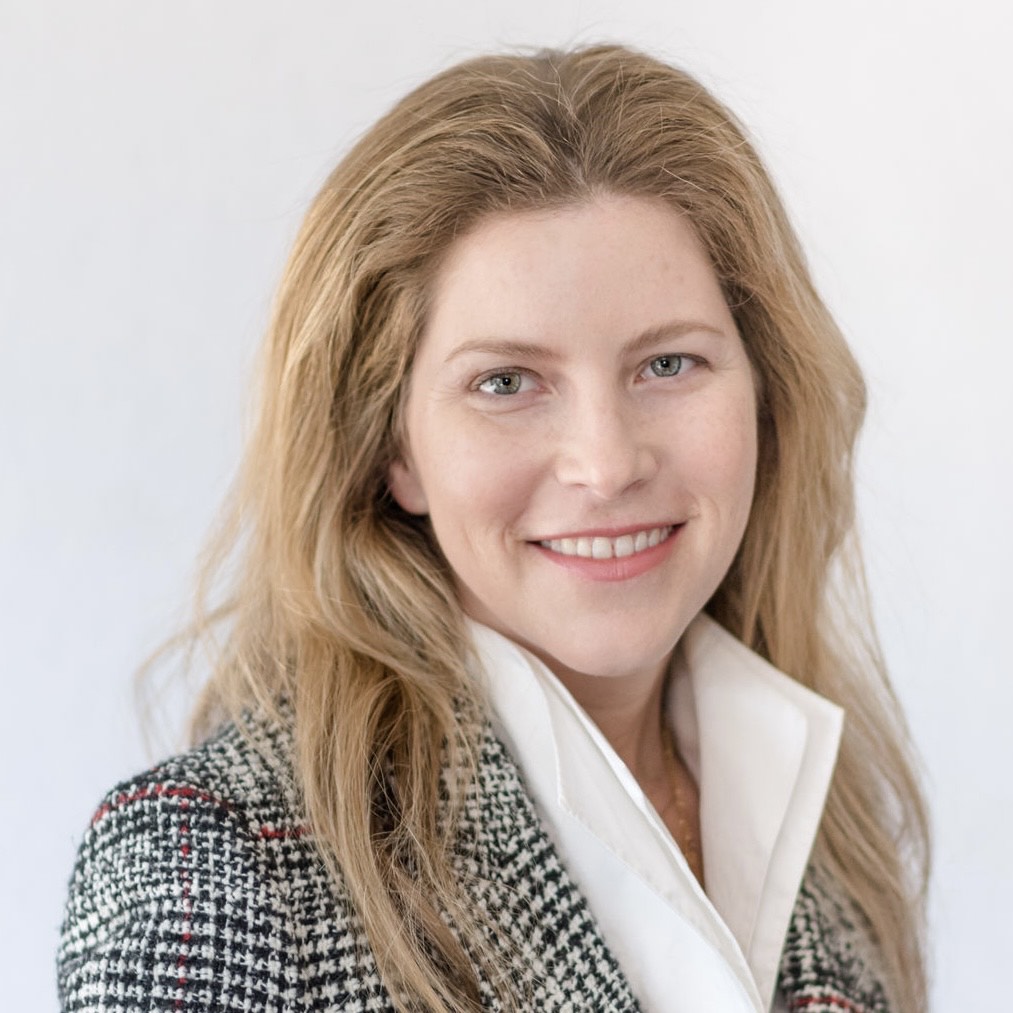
[538, 525, 675, 560]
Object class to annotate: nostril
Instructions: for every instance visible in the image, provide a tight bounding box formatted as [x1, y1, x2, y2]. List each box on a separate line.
[553, 420, 658, 499]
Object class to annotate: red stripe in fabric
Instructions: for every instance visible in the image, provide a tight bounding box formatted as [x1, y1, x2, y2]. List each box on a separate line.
[259, 824, 309, 839]
[175, 797, 192, 1012]
[789, 996, 866, 1012]
[90, 784, 231, 826]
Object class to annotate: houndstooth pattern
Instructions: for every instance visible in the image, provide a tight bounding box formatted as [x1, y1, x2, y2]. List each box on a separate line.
[778, 867, 893, 1013]
[59, 712, 891, 1011]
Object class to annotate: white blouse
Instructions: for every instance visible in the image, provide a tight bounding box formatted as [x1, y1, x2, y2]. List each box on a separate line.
[468, 612, 843, 1013]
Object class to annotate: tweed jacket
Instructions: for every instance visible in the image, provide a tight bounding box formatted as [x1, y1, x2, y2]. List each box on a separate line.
[59, 711, 892, 1012]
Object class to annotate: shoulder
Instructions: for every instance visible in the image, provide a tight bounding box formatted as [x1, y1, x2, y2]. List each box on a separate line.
[59, 715, 640, 1012]
[78, 710, 305, 847]
[58, 712, 389, 1012]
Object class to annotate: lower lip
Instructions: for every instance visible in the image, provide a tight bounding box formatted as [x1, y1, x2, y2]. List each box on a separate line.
[532, 526, 682, 583]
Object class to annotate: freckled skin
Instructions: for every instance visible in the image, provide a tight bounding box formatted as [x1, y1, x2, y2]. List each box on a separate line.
[389, 194, 758, 723]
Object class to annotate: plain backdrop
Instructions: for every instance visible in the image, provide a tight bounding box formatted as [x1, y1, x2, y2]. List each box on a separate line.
[3, 1, 1011, 1008]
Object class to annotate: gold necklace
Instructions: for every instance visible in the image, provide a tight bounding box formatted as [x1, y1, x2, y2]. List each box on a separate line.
[660, 726, 705, 887]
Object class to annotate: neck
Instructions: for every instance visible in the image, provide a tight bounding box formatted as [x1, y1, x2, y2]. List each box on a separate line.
[550, 657, 671, 785]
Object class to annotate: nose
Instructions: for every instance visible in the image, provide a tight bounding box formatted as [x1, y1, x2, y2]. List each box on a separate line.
[553, 390, 659, 500]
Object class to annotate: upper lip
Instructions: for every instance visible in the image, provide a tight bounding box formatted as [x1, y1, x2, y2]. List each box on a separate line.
[529, 521, 681, 541]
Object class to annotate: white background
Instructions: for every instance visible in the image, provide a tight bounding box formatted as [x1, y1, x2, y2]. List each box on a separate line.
[2, 1, 1010, 1008]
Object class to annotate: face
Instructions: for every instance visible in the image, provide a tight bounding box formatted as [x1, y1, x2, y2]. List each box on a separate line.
[389, 194, 757, 690]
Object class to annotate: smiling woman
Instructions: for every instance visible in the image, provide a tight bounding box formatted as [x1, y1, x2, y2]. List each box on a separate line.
[389, 196, 758, 696]
[58, 45, 929, 1013]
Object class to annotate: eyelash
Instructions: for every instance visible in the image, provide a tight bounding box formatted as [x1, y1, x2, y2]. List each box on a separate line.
[474, 355, 700, 397]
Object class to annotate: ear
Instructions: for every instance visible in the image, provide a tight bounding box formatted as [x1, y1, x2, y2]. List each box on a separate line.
[387, 455, 429, 515]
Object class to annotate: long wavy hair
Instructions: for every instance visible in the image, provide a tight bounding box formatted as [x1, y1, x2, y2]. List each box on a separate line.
[182, 44, 930, 1012]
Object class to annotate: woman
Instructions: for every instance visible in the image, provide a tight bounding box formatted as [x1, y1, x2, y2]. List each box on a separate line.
[58, 44, 930, 1012]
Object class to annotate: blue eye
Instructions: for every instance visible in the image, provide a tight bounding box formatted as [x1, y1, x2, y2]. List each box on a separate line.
[477, 371, 526, 395]
[646, 355, 689, 378]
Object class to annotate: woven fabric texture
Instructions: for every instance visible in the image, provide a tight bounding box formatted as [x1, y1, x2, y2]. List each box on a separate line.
[58, 713, 890, 1012]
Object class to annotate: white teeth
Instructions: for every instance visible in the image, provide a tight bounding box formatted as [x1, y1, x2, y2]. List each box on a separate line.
[541, 526, 672, 559]
[614, 535, 635, 558]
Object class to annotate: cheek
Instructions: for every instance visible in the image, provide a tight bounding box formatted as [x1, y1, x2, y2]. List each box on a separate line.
[418, 419, 544, 544]
[730, 398, 760, 494]
[685, 392, 758, 516]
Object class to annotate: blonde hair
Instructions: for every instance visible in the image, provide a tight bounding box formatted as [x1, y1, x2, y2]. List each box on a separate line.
[184, 44, 930, 1012]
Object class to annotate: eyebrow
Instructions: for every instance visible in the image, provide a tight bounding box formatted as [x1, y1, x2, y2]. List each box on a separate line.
[444, 320, 729, 364]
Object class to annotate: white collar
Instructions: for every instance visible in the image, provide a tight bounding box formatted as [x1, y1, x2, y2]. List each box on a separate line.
[468, 613, 843, 1012]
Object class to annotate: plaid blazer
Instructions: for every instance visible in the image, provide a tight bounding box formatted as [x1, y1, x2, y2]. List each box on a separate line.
[58, 712, 891, 1012]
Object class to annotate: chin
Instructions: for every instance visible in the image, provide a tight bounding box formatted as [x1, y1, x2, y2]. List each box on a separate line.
[523, 627, 686, 685]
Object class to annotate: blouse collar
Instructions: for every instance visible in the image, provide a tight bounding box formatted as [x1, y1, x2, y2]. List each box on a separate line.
[468, 612, 843, 1012]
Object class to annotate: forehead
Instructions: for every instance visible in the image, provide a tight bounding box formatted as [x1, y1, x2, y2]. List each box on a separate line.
[420, 194, 734, 357]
